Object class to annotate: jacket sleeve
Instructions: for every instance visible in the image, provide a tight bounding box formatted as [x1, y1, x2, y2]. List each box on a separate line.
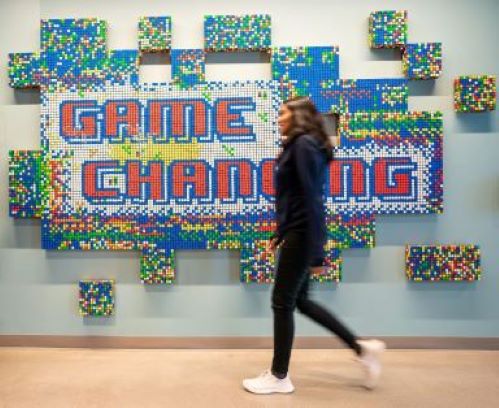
[294, 135, 326, 266]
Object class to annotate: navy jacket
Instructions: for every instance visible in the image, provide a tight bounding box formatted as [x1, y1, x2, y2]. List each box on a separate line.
[274, 133, 329, 267]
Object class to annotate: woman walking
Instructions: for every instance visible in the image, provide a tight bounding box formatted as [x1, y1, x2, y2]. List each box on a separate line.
[243, 97, 386, 394]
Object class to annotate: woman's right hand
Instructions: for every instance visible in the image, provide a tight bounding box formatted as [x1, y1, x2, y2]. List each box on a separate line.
[268, 237, 280, 252]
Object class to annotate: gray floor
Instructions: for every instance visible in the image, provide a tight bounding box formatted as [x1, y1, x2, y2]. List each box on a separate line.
[0, 348, 498, 407]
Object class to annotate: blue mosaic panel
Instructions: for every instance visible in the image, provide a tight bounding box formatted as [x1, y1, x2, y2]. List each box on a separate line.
[271, 46, 340, 101]
[138, 16, 172, 52]
[204, 14, 271, 52]
[403, 43, 442, 80]
[406, 245, 481, 281]
[369, 10, 408, 48]
[8, 53, 40, 88]
[79, 279, 115, 316]
[454, 75, 496, 112]
[171, 49, 206, 89]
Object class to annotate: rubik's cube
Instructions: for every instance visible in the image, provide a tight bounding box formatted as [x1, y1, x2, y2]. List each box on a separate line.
[79, 279, 115, 316]
[454, 75, 496, 112]
[369, 10, 407, 48]
[139, 16, 172, 52]
[204, 14, 271, 52]
[403, 43, 442, 80]
[406, 245, 481, 281]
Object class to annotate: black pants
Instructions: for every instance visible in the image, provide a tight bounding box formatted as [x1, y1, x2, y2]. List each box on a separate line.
[271, 230, 361, 377]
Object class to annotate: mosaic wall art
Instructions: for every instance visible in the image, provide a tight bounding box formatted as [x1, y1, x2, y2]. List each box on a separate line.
[79, 279, 115, 316]
[454, 75, 496, 112]
[406, 245, 481, 281]
[402, 42, 442, 80]
[368, 10, 408, 49]
[8, 12, 445, 286]
[138, 16, 172, 52]
[204, 14, 271, 52]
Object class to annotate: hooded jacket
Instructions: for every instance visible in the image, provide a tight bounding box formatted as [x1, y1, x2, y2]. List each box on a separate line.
[274, 133, 329, 267]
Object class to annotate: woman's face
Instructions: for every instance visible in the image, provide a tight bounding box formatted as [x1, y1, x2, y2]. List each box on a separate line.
[278, 104, 293, 138]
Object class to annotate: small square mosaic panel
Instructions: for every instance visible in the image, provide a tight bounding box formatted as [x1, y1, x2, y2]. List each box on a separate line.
[79, 279, 115, 316]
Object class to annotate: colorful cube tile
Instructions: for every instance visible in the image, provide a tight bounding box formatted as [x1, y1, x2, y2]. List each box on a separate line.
[140, 247, 175, 284]
[79, 280, 115, 316]
[8, 53, 40, 88]
[8, 150, 48, 218]
[138, 16, 172, 52]
[171, 49, 206, 88]
[454, 75, 496, 112]
[406, 245, 481, 281]
[271, 46, 339, 101]
[369, 10, 408, 48]
[204, 14, 271, 52]
[403, 43, 442, 80]
[40, 19, 108, 91]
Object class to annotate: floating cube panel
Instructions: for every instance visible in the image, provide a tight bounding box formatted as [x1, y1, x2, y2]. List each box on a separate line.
[454, 75, 496, 112]
[140, 247, 175, 284]
[9, 150, 48, 218]
[138, 16, 172, 52]
[406, 245, 481, 281]
[271, 46, 340, 101]
[79, 279, 115, 316]
[8, 53, 40, 88]
[171, 49, 206, 88]
[403, 43, 442, 80]
[369, 10, 408, 48]
[204, 14, 271, 52]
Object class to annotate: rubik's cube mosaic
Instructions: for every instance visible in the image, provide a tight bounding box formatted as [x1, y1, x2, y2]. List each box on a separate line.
[9, 150, 48, 218]
[406, 245, 481, 281]
[8, 12, 446, 287]
[171, 49, 206, 89]
[403, 43, 442, 80]
[204, 14, 271, 52]
[79, 279, 115, 316]
[454, 75, 496, 112]
[138, 16, 172, 52]
[368, 10, 407, 48]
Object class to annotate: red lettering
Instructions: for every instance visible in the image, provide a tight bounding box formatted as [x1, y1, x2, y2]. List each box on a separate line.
[216, 98, 253, 136]
[374, 158, 412, 196]
[126, 161, 164, 200]
[329, 159, 366, 197]
[149, 100, 206, 138]
[105, 101, 140, 138]
[61, 101, 97, 138]
[83, 161, 120, 199]
[215, 160, 253, 199]
[171, 162, 208, 198]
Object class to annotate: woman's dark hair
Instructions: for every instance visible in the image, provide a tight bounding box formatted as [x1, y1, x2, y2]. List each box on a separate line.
[282, 96, 334, 161]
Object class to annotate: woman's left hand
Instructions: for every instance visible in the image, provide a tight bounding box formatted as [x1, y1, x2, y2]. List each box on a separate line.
[310, 266, 325, 275]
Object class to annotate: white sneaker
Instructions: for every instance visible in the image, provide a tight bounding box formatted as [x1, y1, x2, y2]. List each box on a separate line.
[243, 369, 295, 394]
[357, 339, 386, 390]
